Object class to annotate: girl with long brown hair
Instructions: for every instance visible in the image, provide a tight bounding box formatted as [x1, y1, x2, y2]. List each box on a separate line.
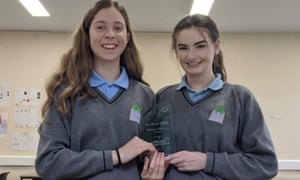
[35, 0, 158, 179]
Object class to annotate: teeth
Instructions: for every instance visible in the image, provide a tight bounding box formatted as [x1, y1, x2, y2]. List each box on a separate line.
[102, 44, 117, 49]
[188, 62, 200, 65]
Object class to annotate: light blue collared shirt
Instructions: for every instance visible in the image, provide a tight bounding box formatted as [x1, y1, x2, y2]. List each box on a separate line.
[177, 74, 224, 102]
[88, 67, 129, 100]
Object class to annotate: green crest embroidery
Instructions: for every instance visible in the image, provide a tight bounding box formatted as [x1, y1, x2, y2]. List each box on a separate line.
[130, 104, 141, 123]
[215, 106, 225, 114]
[132, 104, 141, 113]
[208, 105, 225, 124]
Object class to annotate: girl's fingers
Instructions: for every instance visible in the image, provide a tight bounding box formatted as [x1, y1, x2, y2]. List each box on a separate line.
[155, 152, 162, 175]
[142, 156, 150, 175]
[148, 151, 158, 175]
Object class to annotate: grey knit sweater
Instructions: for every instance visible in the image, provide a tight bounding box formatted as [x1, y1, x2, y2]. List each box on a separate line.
[157, 83, 278, 180]
[35, 80, 154, 180]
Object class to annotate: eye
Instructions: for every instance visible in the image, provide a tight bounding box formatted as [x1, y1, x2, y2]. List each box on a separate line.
[196, 44, 206, 48]
[178, 47, 188, 50]
[194, 41, 208, 48]
[96, 25, 105, 31]
[177, 45, 188, 50]
[114, 25, 124, 32]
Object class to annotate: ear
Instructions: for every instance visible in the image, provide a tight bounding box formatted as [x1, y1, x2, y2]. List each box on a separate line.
[214, 39, 221, 55]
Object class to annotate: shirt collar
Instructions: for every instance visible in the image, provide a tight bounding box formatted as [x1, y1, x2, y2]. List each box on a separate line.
[88, 66, 129, 89]
[176, 73, 224, 92]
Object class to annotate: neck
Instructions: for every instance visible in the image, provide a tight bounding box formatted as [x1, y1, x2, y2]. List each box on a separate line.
[94, 61, 121, 82]
[186, 72, 215, 92]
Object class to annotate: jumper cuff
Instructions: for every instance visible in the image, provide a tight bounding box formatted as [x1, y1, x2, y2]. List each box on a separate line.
[104, 150, 113, 171]
[204, 152, 215, 173]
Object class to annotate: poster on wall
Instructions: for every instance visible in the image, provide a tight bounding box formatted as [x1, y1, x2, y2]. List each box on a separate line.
[0, 112, 8, 136]
[14, 108, 40, 128]
[11, 132, 38, 151]
[0, 83, 10, 106]
[15, 88, 41, 106]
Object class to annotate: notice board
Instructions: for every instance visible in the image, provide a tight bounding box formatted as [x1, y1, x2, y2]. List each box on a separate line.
[0, 31, 71, 164]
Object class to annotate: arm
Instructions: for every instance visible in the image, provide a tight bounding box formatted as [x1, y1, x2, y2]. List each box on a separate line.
[204, 87, 278, 179]
[35, 99, 155, 179]
[166, 151, 207, 172]
[35, 101, 114, 179]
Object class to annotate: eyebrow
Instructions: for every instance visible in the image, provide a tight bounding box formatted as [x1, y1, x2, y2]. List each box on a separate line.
[177, 40, 207, 47]
[194, 40, 208, 45]
[94, 20, 125, 25]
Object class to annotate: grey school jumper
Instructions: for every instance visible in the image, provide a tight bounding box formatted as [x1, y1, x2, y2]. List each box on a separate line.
[35, 80, 154, 180]
[157, 83, 278, 180]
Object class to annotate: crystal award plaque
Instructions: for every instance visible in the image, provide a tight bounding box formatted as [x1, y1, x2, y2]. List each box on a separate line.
[139, 102, 176, 155]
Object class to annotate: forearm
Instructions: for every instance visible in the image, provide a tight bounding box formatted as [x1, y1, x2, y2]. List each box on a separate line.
[204, 151, 278, 180]
[36, 147, 113, 179]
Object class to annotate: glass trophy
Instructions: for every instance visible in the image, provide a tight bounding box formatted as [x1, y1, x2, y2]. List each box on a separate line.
[139, 102, 176, 155]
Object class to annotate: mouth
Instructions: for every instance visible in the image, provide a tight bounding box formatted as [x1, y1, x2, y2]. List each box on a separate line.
[101, 44, 118, 49]
[186, 61, 202, 66]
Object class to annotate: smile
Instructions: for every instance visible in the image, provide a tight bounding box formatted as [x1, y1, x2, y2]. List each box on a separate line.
[101, 44, 117, 49]
[186, 61, 201, 65]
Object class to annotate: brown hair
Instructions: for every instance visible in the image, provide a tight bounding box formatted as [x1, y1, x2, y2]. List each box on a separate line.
[171, 14, 227, 81]
[42, 0, 146, 117]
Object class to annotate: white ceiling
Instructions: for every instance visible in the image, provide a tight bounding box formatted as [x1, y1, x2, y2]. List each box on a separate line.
[0, 0, 300, 33]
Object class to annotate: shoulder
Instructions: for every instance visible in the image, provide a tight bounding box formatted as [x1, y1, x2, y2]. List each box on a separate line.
[130, 79, 155, 97]
[155, 84, 179, 103]
[224, 83, 253, 96]
[223, 83, 257, 103]
[52, 83, 68, 100]
[139, 82, 155, 96]
[156, 84, 178, 96]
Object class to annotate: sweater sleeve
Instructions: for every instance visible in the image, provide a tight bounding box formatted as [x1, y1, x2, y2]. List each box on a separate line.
[204, 86, 278, 180]
[35, 96, 113, 179]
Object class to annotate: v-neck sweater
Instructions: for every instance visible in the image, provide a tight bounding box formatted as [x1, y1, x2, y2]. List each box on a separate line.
[156, 83, 278, 180]
[35, 79, 155, 180]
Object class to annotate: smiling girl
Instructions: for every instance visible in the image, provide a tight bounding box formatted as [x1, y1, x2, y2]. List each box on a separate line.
[155, 14, 278, 180]
[35, 0, 157, 179]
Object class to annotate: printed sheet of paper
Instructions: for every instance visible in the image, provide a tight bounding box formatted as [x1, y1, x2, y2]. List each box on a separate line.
[15, 88, 41, 106]
[14, 108, 40, 128]
[11, 132, 38, 151]
[0, 83, 10, 106]
[0, 112, 8, 136]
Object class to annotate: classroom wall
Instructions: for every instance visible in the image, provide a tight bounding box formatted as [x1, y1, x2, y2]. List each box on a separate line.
[0, 31, 299, 179]
[221, 33, 300, 160]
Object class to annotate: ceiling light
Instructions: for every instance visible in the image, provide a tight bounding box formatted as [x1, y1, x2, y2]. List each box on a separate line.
[19, 0, 50, 17]
[190, 0, 214, 15]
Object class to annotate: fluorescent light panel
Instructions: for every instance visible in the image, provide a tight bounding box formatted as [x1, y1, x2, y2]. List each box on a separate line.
[19, 0, 50, 16]
[190, 0, 214, 15]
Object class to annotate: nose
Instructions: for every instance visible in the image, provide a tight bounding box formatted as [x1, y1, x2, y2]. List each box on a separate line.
[105, 28, 115, 39]
[186, 48, 196, 60]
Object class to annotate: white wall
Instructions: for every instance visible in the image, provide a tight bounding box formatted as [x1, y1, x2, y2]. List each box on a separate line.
[0, 31, 299, 179]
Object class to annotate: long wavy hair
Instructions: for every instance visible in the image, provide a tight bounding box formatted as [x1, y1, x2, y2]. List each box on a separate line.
[171, 14, 227, 81]
[42, 0, 146, 118]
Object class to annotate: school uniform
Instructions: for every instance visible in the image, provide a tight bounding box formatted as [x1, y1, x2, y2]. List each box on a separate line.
[35, 68, 155, 180]
[157, 74, 278, 180]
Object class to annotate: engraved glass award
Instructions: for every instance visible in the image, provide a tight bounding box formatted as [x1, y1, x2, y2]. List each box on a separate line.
[139, 102, 176, 155]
